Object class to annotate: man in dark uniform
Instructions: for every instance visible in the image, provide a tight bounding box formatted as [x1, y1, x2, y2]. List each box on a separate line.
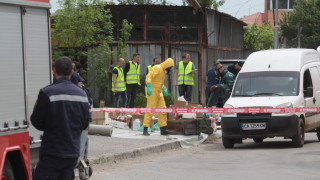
[206, 63, 219, 107]
[31, 56, 90, 180]
[71, 62, 81, 87]
[210, 63, 235, 106]
[74, 61, 85, 87]
[53, 61, 80, 86]
[227, 61, 244, 78]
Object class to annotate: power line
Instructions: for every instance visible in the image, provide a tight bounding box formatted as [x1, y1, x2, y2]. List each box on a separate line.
[220, 0, 264, 12]
[249, 0, 253, 15]
[220, 0, 250, 10]
[228, 1, 265, 15]
[235, 0, 252, 17]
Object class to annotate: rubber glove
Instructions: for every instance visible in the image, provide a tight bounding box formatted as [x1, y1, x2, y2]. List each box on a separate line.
[162, 86, 168, 96]
[146, 83, 152, 96]
[210, 85, 218, 92]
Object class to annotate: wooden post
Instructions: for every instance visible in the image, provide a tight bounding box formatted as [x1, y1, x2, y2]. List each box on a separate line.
[198, 27, 203, 105]
[144, 8, 147, 41]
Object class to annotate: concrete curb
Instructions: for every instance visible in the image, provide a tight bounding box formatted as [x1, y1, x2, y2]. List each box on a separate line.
[89, 140, 181, 165]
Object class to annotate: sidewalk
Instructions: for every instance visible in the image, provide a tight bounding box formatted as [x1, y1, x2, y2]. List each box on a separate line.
[87, 127, 220, 165]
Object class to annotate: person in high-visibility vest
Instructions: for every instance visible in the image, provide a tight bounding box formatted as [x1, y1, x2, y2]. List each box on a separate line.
[174, 53, 197, 103]
[146, 57, 161, 75]
[143, 58, 174, 136]
[124, 53, 141, 108]
[112, 58, 127, 108]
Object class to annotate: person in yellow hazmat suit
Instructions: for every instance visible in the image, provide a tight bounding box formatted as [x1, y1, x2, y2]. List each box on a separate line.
[143, 58, 174, 136]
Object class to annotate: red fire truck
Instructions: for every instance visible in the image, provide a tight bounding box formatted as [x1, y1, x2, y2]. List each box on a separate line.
[0, 0, 91, 179]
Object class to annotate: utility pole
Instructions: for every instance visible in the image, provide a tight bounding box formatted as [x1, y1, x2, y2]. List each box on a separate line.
[274, 0, 279, 49]
[297, 23, 302, 48]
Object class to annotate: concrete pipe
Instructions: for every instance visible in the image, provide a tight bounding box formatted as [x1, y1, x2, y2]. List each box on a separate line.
[88, 125, 113, 136]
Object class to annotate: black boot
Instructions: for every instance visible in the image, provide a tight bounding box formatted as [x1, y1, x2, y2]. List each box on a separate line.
[143, 127, 150, 136]
[160, 126, 171, 135]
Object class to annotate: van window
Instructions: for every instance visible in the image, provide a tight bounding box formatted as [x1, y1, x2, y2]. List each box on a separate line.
[232, 71, 299, 97]
[303, 69, 313, 97]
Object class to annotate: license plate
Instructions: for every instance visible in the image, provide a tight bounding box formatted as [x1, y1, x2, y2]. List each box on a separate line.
[241, 123, 266, 130]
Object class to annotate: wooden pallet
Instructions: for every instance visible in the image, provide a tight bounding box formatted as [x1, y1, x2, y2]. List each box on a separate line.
[167, 118, 212, 135]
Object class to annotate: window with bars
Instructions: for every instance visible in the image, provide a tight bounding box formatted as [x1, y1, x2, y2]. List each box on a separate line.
[267, 0, 295, 10]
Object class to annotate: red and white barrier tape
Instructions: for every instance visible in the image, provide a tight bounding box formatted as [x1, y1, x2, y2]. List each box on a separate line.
[90, 107, 320, 114]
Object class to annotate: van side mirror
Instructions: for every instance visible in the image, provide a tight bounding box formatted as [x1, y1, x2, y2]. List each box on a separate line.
[303, 86, 313, 97]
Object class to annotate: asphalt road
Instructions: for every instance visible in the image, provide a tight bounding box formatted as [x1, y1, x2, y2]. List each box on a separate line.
[89, 133, 320, 180]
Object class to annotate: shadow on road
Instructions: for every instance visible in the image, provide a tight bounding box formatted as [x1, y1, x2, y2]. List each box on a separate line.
[203, 139, 320, 151]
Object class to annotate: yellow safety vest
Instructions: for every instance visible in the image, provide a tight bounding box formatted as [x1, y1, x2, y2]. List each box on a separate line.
[147, 65, 152, 73]
[112, 67, 126, 92]
[126, 61, 140, 85]
[177, 61, 194, 86]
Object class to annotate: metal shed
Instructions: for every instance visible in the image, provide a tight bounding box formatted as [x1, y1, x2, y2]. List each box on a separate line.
[89, 5, 247, 105]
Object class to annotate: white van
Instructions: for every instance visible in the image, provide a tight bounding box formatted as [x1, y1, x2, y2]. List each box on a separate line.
[221, 48, 320, 148]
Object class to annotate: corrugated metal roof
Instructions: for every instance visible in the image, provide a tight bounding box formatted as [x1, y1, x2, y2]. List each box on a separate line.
[204, 8, 247, 26]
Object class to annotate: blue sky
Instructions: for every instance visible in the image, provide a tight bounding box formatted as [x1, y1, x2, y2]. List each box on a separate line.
[49, 0, 264, 19]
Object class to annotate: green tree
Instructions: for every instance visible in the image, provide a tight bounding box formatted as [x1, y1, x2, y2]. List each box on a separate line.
[88, 43, 113, 94]
[118, 0, 159, 5]
[186, 0, 225, 9]
[244, 23, 274, 51]
[212, 0, 225, 10]
[52, 0, 113, 59]
[117, 19, 133, 60]
[52, 0, 114, 101]
[281, 0, 320, 48]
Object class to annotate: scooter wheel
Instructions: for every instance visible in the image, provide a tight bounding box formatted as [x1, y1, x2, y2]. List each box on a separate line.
[206, 127, 214, 135]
